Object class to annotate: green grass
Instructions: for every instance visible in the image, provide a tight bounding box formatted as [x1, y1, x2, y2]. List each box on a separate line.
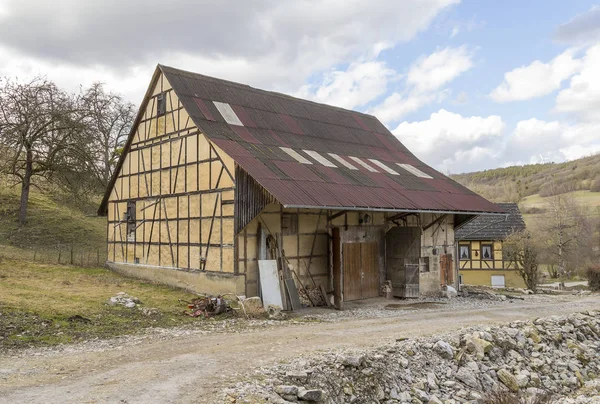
[0, 258, 205, 350]
[0, 188, 106, 251]
[520, 190, 600, 227]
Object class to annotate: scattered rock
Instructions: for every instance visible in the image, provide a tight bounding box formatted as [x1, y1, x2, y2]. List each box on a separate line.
[433, 340, 454, 359]
[297, 387, 324, 402]
[498, 368, 520, 392]
[108, 292, 141, 308]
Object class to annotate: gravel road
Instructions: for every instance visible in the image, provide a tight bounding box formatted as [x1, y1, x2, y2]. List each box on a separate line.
[1, 294, 599, 404]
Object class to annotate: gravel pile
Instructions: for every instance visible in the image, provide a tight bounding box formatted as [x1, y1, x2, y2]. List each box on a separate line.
[224, 310, 600, 403]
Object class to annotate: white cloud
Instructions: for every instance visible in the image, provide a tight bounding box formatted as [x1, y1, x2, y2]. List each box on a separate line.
[296, 61, 396, 109]
[0, 0, 458, 100]
[392, 109, 505, 172]
[407, 46, 473, 93]
[555, 44, 600, 121]
[490, 49, 582, 102]
[370, 46, 474, 124]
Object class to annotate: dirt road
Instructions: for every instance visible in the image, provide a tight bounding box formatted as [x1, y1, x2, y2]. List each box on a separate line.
[1, 295, 599, 404]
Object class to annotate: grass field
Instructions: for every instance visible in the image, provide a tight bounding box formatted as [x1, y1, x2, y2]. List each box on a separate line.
[520, 190, 600, 227]
[0, 258, 204, 350]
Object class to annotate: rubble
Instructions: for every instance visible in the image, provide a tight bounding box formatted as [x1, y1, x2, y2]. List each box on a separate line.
[223, 310, 600, 403]
[107, 292, 141, 308]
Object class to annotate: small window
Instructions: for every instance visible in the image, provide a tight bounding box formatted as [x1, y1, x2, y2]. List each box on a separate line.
[126, 201, 136, 242]
[459, 244, 470, 260]
[157, 93, 166, 116]
[281, 213, 298, 235]
[481, 243, 493, 260]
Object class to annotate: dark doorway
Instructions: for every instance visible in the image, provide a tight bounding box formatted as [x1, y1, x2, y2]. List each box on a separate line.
[386, 227, 420, 298]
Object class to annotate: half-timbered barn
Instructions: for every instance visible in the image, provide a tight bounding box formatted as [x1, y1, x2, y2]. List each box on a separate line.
[455, 203, 527, 288]
[98, 65, 504, 307]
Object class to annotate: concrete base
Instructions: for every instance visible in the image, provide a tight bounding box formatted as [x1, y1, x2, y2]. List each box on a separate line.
[459, 269, 525, 288]
[107, 262, 246, 295]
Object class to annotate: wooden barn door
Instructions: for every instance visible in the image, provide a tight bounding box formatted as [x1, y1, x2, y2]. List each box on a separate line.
[342, 242, 379, 301]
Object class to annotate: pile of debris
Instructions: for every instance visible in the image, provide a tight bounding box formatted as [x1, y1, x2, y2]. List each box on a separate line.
[181, 295, 229, 318]
[107, 292, 142, 308]
[224, 310, 600, 403]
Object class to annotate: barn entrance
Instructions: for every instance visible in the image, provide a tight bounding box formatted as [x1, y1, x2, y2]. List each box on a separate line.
[386, 227, 421, 298]
[342, 242, 379, 301]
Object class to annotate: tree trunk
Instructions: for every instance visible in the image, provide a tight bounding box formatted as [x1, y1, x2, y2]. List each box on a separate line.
[18, 149, 33, 225]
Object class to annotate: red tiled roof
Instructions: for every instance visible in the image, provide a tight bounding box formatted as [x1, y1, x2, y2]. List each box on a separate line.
[158, 65, 503, 214]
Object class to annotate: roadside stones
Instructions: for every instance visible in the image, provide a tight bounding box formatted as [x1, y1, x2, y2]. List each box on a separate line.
[297, 387, 324, 402]
[108, 292, 141, 308]
[433, 340, 454, 359]
[275, 385, 298, 396]
[498, 368, 521, 392]
[241, 296, 264, 315]
[226, 311, 600, 403]
[455, 366, 480, 389]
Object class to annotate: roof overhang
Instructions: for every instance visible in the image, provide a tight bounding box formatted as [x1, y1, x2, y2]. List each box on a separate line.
[282, 204, 507, 216]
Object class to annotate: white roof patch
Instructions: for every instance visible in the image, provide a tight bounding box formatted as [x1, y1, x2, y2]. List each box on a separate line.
[213, 101, 243, 126]
[303, 150, 337, 167]
[397, 163, 433, 179]
[280, 147, 313, 164]
[349, 156, 379, 172]
[327, 154, 358, 170]
[368, 159, 399, 175]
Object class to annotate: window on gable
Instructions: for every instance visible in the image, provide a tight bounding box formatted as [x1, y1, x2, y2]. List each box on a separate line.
[126, 201, 136, 242]
[281, 213, 298, 235]
[157, 92, 167, 116]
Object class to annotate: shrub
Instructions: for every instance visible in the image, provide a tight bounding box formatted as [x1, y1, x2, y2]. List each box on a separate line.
[587, 265, 600, 291]
[590, 176, 600, 192]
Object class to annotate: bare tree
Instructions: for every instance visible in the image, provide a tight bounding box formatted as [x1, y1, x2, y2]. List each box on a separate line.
[503, 231, 540, 291]
[0, 77, 84, 225]
[80, 83, 135, 188]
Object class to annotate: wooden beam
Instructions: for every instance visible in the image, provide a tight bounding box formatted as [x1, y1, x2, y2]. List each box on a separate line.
[423, 214, 447, 232]
[387, 212, 416, 222]
[327, 210, 348, 222]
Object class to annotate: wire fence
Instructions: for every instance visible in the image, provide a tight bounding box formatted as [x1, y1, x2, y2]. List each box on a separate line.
[0, 244, 107, 268]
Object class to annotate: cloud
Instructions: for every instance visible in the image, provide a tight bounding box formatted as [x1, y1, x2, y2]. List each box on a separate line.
[295, 61, 396, 110]
[489, 49, 582, 102]
[507, 118, 600, 164]
[406, 46, 474, 93]
[0, 0, 458, 95]
[392, 109, 505, 172]
[370, 46, 474, 124]
[555, 6, 600, 45]
[555, 44, 600, 121]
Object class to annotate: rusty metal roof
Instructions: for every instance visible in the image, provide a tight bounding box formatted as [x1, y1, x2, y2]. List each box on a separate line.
[159, 65, 503, 214]
[98, 65, 504, 216]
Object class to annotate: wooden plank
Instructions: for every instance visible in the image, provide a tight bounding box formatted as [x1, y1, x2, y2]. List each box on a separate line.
[332, 228, 342, 309]
[284, 278, 301, 311]
[342, 243, 361, 301]
[320, 284, 332, 307]
[258, 260, 283, 308]
[361, 242, 380, 299]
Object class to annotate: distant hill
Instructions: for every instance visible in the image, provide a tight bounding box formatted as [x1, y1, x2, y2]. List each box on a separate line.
[451, 154, 600, 204]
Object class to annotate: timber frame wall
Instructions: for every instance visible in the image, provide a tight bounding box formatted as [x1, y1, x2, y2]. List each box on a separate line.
[106, 73, 236, 275]
[458, 240, 515, 270]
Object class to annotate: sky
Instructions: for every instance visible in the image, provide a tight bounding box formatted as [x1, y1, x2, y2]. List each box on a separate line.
[1, 0, 599, 174]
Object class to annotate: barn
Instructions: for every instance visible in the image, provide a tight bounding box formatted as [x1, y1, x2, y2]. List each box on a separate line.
[98, 65, 504, 308]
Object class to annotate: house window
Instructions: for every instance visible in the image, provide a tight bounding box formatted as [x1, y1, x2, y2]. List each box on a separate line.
[281, 213, 298, 235]
[157, 93, 166, 116]
[481, 243, 493, 260]
[126, 201, 136, 242]
[459, 244, 470, 260]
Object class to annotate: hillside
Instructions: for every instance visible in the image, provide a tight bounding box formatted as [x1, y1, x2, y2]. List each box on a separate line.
[0, 183, 106, 262]
[451, 154, 600, 203]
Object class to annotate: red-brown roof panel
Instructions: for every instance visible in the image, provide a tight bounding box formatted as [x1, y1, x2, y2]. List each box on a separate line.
[160, 65, 504, 214]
